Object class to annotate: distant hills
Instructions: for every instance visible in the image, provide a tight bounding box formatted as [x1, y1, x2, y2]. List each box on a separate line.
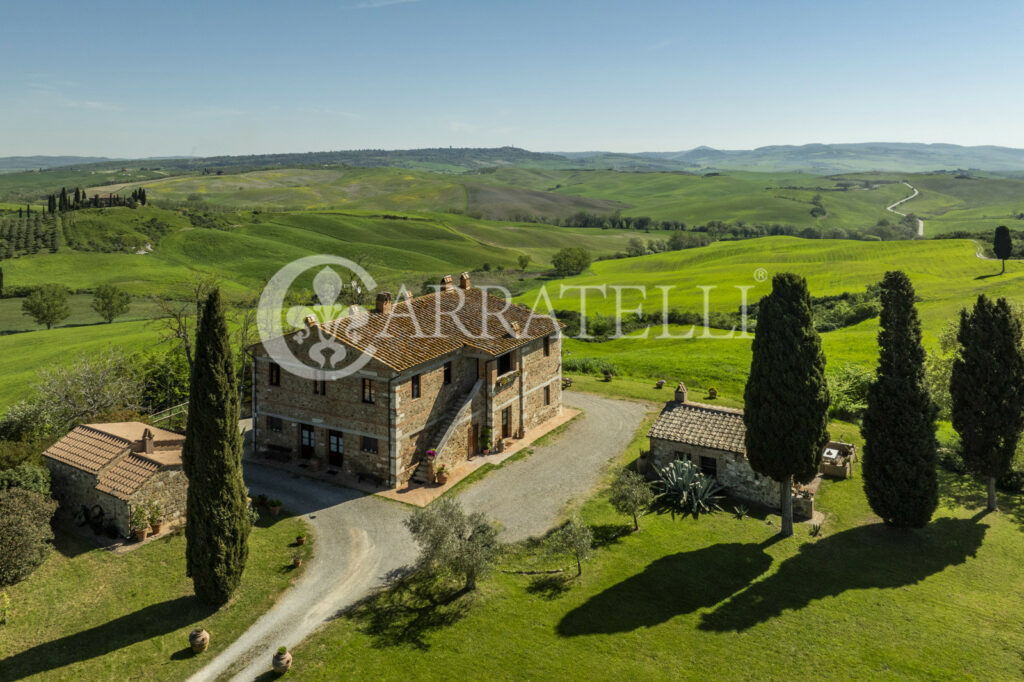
[559, 143, 1024, 174]
[0, 156, 116, 172]
[7, 142, 1024, 176]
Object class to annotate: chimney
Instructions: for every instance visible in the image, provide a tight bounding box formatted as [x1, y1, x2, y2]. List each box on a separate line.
[439, 274, 454, 292]
[401, 289, 413, 302]
[459, 272, 471, 290]
[674, 382, 688, 404]
[375, 292, 393, 315]
[304, 315, 318, 328]
[142, 428, 154, 454]
[510, 321, 521, 338]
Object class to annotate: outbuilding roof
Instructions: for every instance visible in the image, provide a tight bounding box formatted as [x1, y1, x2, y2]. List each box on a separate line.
[648, 400, 746, 455]
[43, 422, 184, 500]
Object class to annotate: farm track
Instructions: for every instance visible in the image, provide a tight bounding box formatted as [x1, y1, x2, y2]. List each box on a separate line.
[886, 181, 925, 236]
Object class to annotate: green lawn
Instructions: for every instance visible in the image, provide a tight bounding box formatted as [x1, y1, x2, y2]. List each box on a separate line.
[289, 397, 1024, 681]
[0, 513, 312, 682]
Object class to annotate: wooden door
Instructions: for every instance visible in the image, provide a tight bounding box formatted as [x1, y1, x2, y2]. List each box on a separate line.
[300, 424, 315, 459]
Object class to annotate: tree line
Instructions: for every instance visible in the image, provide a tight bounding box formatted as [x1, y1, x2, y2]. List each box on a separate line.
[43, 186, 147, 213]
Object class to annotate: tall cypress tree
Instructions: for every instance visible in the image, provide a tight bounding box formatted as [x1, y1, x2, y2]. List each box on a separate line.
[861, 271, 938, 527]
[744, 273, 830, 537]
[950, 295, 1024, 511]
[993, 225, 1012, 275]
[182, 289, 251, 604]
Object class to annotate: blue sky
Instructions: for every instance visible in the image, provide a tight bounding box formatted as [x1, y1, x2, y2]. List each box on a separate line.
[2, 0, 1023, 157]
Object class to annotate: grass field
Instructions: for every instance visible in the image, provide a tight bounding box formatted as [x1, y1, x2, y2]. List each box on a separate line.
[290, 398, 1024, 680]
[81, 166, 928, 231]
[521, 236, 1023, 395]
[0, 513, 312, 682]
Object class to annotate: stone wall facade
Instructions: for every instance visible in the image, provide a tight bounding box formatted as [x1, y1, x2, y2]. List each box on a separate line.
[252, 332, 562, 488]
[130, 466, 188, 531]
[649, 437, 781, 508]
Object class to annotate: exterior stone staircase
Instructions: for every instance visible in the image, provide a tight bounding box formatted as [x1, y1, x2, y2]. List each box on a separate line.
[411, 380, 482, 485]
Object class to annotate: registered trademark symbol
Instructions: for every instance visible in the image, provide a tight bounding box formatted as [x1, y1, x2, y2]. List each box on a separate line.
[753, 268, 768, 283]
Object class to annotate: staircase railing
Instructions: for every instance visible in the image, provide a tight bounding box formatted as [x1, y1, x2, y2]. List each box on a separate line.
[432, 380, 482, 457]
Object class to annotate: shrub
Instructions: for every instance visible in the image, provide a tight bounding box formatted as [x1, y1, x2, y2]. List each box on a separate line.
[651, 459, 725, 518]
[562, 357, 619, 377]
[0, 488, 58, 586]
[0, 462, 50, 496]
[608, 470, 654, 531]
[404, 497, 499, 591]
[826, 362, 874, 419]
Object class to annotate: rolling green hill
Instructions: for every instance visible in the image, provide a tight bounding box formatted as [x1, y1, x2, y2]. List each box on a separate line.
[520, 237, 1022, 400]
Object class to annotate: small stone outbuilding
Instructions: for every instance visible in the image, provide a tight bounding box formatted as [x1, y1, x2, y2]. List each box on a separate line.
[43, 422, 187, 537]
[647, 383, 781, 508]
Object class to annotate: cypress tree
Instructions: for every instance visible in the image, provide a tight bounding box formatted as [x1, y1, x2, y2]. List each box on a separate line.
[861, 271, 938, 527]
[950, 295, 1024, 511]
[744, 273, 830, 537]
[993, 225, 1012, 275]
[182, 289, 251, 604]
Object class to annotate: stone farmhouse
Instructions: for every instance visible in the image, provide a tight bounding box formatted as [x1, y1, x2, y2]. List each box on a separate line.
[42, 422, 187, 536]
[251, 272, 563, 488]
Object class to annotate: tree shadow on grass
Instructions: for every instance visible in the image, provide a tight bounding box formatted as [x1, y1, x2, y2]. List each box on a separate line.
[699, 516, 988, 632]
[0, 596, 217, 681]
[527, 573, 574, 600]
[938, 470, 1024, 531]
[591, 523, 634, 549]
[556, 541, 774, 636]
[343, 569, 471, 650]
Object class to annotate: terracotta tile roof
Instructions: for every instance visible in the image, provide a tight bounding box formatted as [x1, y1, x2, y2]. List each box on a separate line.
[43, 425, 131, 474]
[648, 400, 747, 454]
[309, 287, 560, 372]
[96, 454, 161, 500]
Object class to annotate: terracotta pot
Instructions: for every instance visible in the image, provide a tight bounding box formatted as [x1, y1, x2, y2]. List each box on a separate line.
[272, 650, 293, 674]
[435, 473, 449, 485]
[151, 521, 164, 535]
[134, 528, 149, 542]
[189, 628, 210, 653]
[269, 506, 282, 516]
[292, 557, 302, 568]
[296, 536, 306, 545]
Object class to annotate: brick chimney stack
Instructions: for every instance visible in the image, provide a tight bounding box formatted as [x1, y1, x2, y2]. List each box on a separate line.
[459, 272, 471, 290]
[142, 428, 154, 454]
[375, 292, 393, 315]
[675, 382, 688, 404]
[440, 274, 454, 292]
[304, 315, 318, 328]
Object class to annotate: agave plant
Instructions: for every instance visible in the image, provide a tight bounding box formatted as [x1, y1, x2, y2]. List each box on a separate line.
[652, 459, 725, 518]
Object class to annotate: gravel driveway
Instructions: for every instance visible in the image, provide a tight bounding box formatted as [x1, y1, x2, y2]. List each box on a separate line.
[189, 391, 649, 681]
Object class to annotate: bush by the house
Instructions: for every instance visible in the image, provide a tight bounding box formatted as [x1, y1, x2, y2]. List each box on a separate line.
[0, 462, 50, 496]
[562, 357, 620, 377]
[651, 459, 725, 518]
[0, 488, 58, 586]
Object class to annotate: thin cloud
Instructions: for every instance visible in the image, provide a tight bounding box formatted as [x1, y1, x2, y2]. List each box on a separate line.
[350, 0, 419, 8]
[28, 83, 120, 111]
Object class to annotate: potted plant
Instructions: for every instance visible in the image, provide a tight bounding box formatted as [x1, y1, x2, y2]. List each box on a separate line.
[147, 500, 164, 535]
[269, 499, 282, 516]
[480, 428, 492, 455]
[130, 505, 149, 542]
[295, 534, 306, 546]
[707, 386, 719, 399]
[256, 493, 269, 507]
[434, 464, 449, 485]
[291, 551, 303, 568]
[272, 646, 293, 674]
[189, 627, 210, 653]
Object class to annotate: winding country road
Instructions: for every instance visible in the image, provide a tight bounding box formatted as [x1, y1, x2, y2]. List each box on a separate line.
[188, 391, 648, 681]
[886, 181, 924, 236]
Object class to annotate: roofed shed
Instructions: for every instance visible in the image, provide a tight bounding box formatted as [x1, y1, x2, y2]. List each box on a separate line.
[43, 422, 188, 538]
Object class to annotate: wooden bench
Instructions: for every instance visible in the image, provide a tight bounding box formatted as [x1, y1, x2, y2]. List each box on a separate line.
[263, 444, 292, 462]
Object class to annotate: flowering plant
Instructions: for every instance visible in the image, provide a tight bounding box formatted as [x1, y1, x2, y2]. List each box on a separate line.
[426, 450, 437, 459]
